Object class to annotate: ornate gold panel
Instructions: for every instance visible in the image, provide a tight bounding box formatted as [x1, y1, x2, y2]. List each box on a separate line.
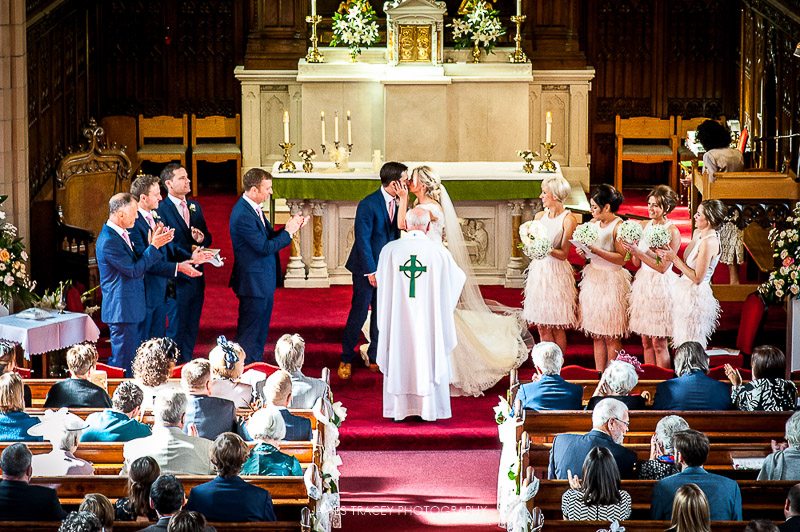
[398, 24, 432, 63]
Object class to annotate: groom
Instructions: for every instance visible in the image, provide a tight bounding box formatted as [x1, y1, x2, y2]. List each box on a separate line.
[339, 161, 407, 380]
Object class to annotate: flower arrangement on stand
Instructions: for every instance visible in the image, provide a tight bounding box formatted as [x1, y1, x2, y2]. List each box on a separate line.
[758, 201, 800, 303]
[449, 0, 506, 63]
[0, 195, 35, 309]
[330, 0, 380, 62]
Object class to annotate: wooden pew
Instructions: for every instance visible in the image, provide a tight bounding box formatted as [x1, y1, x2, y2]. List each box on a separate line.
[540, 521, 760, 532]
[0, 522, 302, 531]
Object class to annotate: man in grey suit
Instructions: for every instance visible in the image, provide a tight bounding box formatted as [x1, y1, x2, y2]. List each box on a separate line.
[181, 359, 237, 440]
[261, 370, 312, 441]
[122, 389, 213, 475]
[271, 333, 328, 409]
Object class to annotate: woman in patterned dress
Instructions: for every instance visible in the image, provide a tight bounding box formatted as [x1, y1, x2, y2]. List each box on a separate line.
[725, 345, 797, 411]
[561, 446, 632, 521]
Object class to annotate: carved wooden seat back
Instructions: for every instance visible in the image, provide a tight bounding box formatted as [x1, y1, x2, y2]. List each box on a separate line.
[190, 113, 242, 195]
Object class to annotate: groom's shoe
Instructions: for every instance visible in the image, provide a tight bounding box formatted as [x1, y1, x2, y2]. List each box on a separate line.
[368, 363, 380, 373]
[337, 362, 352, 380]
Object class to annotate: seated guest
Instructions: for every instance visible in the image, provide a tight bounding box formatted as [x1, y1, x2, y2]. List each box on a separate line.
[667, 483, 710, 532]
[548, 398, 636, 480]
[123, 388, 213, 475]
[133, 337, 182, 412]
[242, 407, 303, 476]
[781, 483, 800, 532]
[29, 409, 94, 476]
[81, 381, 152, 442]
[0, 339, 30, 407]
[140, 474, 186, 532]
[182, 358, 237, 440]
[115, 456, 160, 522]
[0, 443, 66, 520]
[209, 336, 253, 408]
[59, 511, 102, 532]
[651, 429, 742, 521]
[561, 446, 632, 521]
[43, 343, 112, 408]
[726, 345, 797, 411]
[260, 370, 312, 441]
[167, 510, 213, 532]
[0, 372, 42, 441]
[515, 342, 582, 411]
[759, 411, 800, 480]
[746, 520, 780, 532]
[79, 493, 115, 532]
[586, 356, 646, 411]
[271, 333, 328, 409]
[652, 341, 732, 410]
[638, 415, 689, 480]
[185, 432, 276, 522]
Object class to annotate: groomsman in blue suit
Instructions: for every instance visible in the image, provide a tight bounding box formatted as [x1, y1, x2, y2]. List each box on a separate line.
[156, 164, 213, 362]
[339, 162, 407, 380]
[129, 174, 205, 341]
[96, 193, 174, 373]
[229, 168, 307, 363]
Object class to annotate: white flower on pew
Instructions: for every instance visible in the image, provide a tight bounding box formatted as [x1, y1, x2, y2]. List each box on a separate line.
[503, 470, 540, 532]
[321, 453, 343, 488]
[494, 396, 512, 425]
[330, 401, 347, 427]
[596, 521, 625, 532]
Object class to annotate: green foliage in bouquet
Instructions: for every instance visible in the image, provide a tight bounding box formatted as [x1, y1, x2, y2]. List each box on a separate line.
[449, 0, 506, 53]
[758, 202, 800, 303]
[330, 0, 380, 60]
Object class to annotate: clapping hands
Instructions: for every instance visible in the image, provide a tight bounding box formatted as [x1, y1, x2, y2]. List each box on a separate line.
[191, 226, 206, 244]
[723, 363, 743, 387]
[286, 214, 309, 234]
[149, 224, 175, 249]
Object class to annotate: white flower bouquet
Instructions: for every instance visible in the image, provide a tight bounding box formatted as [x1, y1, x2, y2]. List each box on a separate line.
[518, 220, 551, 260]
[573, 222, 599, 247]
[645, 224, 672, 264]
[330, 0, 380, 61]
[759, 202, 800, 303]
[617, 220, 644, 261]
[449, 0, 506, 54]
[0, 196, 35, 307]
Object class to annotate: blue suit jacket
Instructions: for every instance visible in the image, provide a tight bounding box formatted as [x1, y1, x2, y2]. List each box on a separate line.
[183, 395, 237, 441]
[186, 475, 276, 522]
[517, 375, 583, 411]
[228, 196, 292, 298]
[548, 430, 637, 480]
[156, 197, 212, 264]
[345, 188, 400, 275]
[96, 224, 161, 324]
[129, 213, 176, 309]
[280, 408, 312, 441]
[651, 466, 742, 520]
[652, 370, 733, 410]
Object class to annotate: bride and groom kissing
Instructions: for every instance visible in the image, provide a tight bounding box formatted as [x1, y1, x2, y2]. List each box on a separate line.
[339, 161, 531, 401]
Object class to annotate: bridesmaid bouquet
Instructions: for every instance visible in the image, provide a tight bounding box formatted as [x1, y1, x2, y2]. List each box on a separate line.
[646, 224, 672, 264]
[573, 222, 599, 263]
[618, 220, 644, 261]
[519, 220, 551, 260]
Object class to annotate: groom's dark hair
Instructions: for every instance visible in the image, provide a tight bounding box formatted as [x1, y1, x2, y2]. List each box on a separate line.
[380, 161, 408, 186]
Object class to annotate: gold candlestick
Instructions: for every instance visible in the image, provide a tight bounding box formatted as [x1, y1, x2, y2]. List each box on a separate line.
[305, 15, 324, 63]
[538, 142, 557, 173]
[299, 148, 316, 173]
[509, 15, 528, 63]
[279, 142, 296, 172]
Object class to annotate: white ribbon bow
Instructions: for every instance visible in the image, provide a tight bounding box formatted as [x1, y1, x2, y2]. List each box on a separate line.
[504, 477, 540, 532]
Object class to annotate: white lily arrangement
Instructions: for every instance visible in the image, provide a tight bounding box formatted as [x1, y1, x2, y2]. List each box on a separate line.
[331, 0, 380, 61]
[449, 0, 506, 54]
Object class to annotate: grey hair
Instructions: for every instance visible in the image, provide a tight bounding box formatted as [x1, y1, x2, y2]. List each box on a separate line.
[274, 334, 305, 374]
[603, 360, 639, 395]
[530, 342, 563, 375]
[673, 341, 709, 376]
[246, 406, 287, 442]
[405, 207, 431, 230]
[108, 192, 136, 215]
[154, 389, 187, 426]
[591, 398, 628, 429]
[654, 415, 690, 454]
[0, 442, 31, 476]
[786, 411, 800, 448]
[53, 428, 81, 452]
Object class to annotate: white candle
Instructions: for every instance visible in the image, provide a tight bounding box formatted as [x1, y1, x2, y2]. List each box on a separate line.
[334, 112, 339, 143]
[320, 111, 326, 145]
[347, 110, 352, 145]
[311, 0, 316, 16]
[545, 111, 552, 144]
[283, 111, 290, 143]
[516, 0, 521, 16]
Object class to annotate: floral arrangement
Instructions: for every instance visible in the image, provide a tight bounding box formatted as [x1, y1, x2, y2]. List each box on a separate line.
[573, 222, 599, 247]
[331, 0, 380, 61]
[617, 220, 644, 261]
[758, 201, 800, 303]
[518, 220, 551, 260]
[449, 0, 506, 54]
[0, 196, 35, 308]
[645, 224, 672, 264]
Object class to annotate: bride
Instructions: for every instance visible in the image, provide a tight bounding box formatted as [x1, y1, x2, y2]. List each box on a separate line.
[396, 165, 532, 396]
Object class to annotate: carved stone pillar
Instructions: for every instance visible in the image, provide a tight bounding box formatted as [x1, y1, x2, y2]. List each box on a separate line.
[283, 200, 307, 287]
[504, 201, 526, 288]
[306, 202, 330, 288]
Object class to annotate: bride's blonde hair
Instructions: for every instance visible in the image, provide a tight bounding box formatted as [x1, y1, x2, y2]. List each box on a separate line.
[411, 166, 442, 203]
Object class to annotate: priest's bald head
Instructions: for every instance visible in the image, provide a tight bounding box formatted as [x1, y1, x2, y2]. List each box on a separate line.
[406, 207, 431, 233]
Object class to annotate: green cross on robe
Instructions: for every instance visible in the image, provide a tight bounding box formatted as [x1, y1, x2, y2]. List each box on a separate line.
[399, 255, 427, 298]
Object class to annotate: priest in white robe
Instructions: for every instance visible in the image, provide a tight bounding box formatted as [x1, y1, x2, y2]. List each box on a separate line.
[376, 207, 466, 421]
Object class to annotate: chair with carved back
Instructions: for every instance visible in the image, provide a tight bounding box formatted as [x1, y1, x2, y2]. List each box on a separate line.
[55, 118, 134, 289]
[615, 115, 678, 192]
[191, 113, 242, 194]
[137, 114, 189, 168]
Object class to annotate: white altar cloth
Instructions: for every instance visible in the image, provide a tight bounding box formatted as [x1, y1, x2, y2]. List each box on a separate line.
[0, 311, 101, 358]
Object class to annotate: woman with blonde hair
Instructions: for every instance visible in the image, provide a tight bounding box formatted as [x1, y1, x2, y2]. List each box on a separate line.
[209, 336, 252, 408]
[395, 165, 532, 396]
[0, 372, 42, 441]
[522, 175, 578, 353]
[667, 483, 710, 532]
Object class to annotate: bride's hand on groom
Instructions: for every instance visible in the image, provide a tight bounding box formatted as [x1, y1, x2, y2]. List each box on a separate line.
[393, 180, 408, 201]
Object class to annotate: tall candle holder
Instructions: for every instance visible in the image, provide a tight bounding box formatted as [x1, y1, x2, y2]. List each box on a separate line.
[278, 142, 296, 172]
[305, 15, 324, 63]
[538, 142, 557, 173]
[509, 15, 528, 63]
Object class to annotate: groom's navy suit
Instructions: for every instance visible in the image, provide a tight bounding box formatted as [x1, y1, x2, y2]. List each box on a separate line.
[156, 196, 212, 362]
[342, 187, 400, 364]
[229, 196, 292, 363]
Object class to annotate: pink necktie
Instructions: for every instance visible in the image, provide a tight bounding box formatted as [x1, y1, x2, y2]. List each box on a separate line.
[144, 212, 155, 230]
[121, 230, 133, 250]
[388, 199, 395, 222]
[180, 200, 190, 227]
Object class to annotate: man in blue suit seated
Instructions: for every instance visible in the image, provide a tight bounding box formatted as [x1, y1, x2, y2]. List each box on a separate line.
[652, 341, 732, 410]
[548, 398, 637, 479]
[516, 342, 582, 411]
[186, 433, 276, 522]
[229, 168, 307, 364]
[651, 429, 742, 520]
[181, 359, 237, 441]
[81, 381, 152, 442]
[261, 370, 312, 441]
[96, 193, 175, 373]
